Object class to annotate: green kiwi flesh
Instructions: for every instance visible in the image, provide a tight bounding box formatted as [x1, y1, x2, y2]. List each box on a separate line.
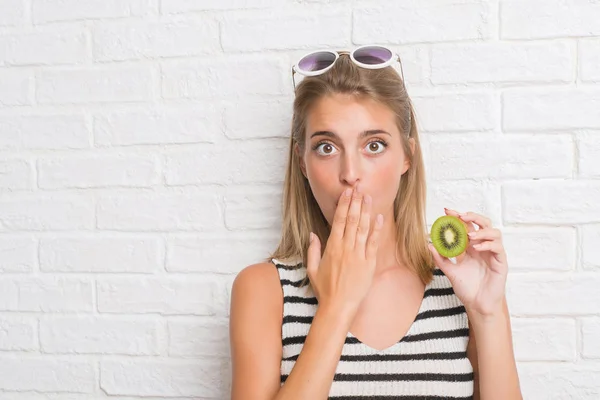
[430, 215, 469, 258]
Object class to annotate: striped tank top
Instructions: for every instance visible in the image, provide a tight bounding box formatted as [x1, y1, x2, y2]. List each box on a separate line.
[272, 258, 475, 399]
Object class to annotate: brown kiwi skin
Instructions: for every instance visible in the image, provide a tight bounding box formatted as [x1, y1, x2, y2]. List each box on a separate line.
[430, 215, 469, 259]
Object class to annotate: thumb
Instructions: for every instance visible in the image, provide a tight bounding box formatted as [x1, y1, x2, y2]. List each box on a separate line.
[428, 243, 456, 279]
[306, 232, 321, 282]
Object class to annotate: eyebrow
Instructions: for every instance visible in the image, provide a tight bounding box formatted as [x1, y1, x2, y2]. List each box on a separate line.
[309, 129, 392, 140]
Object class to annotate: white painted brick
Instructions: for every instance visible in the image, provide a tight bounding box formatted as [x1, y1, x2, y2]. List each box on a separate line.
[503, 88, 600, 131]
[580, 39, 600, 82]
[94, 106, 219, 146]
[223, 99, 291, 139]
[0, 114, 89, 150]
[582, 225, 600, 270]
[502, 227, 576, 271]
[0, 195, 94, 231]
[427, 134, 572, 180]
[38, 154, 159, 189]
[33, 0, 153, 24]
[222, 10, 349, 52]
[353, 3, 492, 44]
[39, 237, 162, 273]
[97, 192, 221, 231]
[0, 316, 37, 351]
[40, 315, 160, 355]
[97, 277, 216, 315]
[503, 180, 600, 224]
[582, 317, 600, 359]
[162, 0, 278, 13]
[431, 41, 572, 84]
[501, 0, 600, 39]
[511, 318, 576, 361]
[517, 363, 600, 399]
[506, 272, 600, 316]
[164, 139, 287, 186]
[578, 132, 600, 178]
[0, 27, 87, 66]
[0, 357, 95, 392]
[0, 395, 105, 400]
[93, 19, 219, 62]
[166, 233, 278, 273]
[0, 0, 25, 27]
[37, 67, 155, 104]
[0, 159, 32, 190]
[0, 277, 93, 312]
[0, 70, 30, 106]
[161, 55, 288, 100]
[100, 358, 230, 398]
[0, 237, 36, 272]
[224, 185, 283, 230]
[412, 92, 497, 132]
[168, 317, 229, 357]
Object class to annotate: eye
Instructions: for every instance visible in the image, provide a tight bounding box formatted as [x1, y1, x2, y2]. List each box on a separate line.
[313, 141, 338, 156]
[366, 140, 388, 154]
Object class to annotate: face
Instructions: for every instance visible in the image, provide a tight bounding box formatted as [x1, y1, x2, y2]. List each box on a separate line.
[296, 93, 414, 226]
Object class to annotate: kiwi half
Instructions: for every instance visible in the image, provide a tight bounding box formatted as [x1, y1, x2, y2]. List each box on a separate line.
[430, 215, 469, 258]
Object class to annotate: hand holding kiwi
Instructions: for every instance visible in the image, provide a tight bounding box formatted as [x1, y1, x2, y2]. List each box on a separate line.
[306, 184, 384, 317]
[429, 215, 470, 260]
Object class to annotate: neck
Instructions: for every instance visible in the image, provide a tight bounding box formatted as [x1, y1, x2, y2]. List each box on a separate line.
[374, 210, 405, 275]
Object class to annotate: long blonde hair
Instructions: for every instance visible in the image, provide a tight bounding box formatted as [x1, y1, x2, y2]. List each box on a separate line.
[264, 53, 435, 285]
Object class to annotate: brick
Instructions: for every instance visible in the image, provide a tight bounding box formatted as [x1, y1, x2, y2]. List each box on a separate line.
[412, 92, 497, 132]
[517, 363, 600, 399]
[0, 316, 37, 351]
[511, 318, 576, 361]
[0, 0, 25, 27]
[580, 39, 600, 82]
[38, 154, 159, 189]
[37, 67, 155, 104]
[427, 134, 572, 180]
[431, 41, 572, 84]
[101, 358, 230, 397]
[0, 237, 36, 272]
[503, 88, 600, 131]
[0, 70, 30, 106]
[94, 106, 219, 146]
[224, 185, 283, 230]
[222, 10, 349, 51]
[33, 0, 153, 23]
[0, 159, 32, 190]
[39, 237, 162, 273]
[354, 3, 492, 44]
[0, 277, 93, 312]
[161, 0, 278, 13]
[502, 227, 576, 271]
[40, 316, 160, 355]
[0, 27, 86, 66]
[582, 225, 600, 270]
[164, 139, 287, 186]
[97, 277, 216, 315]
[582, 317, 600, 359]
[168, 317, 229, 357]
[223, 99, 292, 139]
[166, 233, 278, 273]
[503, 180, 600, 224]
[506, 272, 600, 316]
[501, 0, 600, 39]
[97, 192, 221, 231]
[578, 132, 600, 178]
[0, 114, 89, 150]
[93, 19, 219, 62]
[0, 195, 94, 231]
[161, 55, 287, 100]
[0, 357, 95, 392]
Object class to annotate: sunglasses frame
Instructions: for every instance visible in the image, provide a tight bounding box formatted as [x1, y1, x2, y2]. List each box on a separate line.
[291, 44, 407, 91]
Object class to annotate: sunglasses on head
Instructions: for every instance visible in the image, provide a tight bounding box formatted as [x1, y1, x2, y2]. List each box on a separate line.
[291, 44, 407, 90]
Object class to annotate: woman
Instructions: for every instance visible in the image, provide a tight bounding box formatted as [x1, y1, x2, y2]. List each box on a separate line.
[229, 45, 523, 399]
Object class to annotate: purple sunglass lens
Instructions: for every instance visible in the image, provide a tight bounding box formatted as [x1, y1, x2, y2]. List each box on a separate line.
[354, 46, 393, 65]
[298, 51, 336, 72]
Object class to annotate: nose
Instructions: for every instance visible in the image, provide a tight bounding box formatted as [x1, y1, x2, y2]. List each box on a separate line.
[339, 152, 361, 187]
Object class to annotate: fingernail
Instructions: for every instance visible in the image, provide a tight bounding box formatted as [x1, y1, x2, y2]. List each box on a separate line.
[345, 188, 352, 197]
[309, 232, 314, 242]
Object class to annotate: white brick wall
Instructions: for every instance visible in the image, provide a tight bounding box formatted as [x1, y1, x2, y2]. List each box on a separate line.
[0, 0, 598, 399]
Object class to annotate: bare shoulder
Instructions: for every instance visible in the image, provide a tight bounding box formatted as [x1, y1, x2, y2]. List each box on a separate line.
[229, 261, 283, 399]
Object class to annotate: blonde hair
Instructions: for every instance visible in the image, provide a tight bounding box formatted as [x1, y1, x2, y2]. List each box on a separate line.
[264, 53, 435, 285]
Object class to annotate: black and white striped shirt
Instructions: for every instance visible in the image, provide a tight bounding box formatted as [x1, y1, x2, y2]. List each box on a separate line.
[272, 258, 474, 399]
